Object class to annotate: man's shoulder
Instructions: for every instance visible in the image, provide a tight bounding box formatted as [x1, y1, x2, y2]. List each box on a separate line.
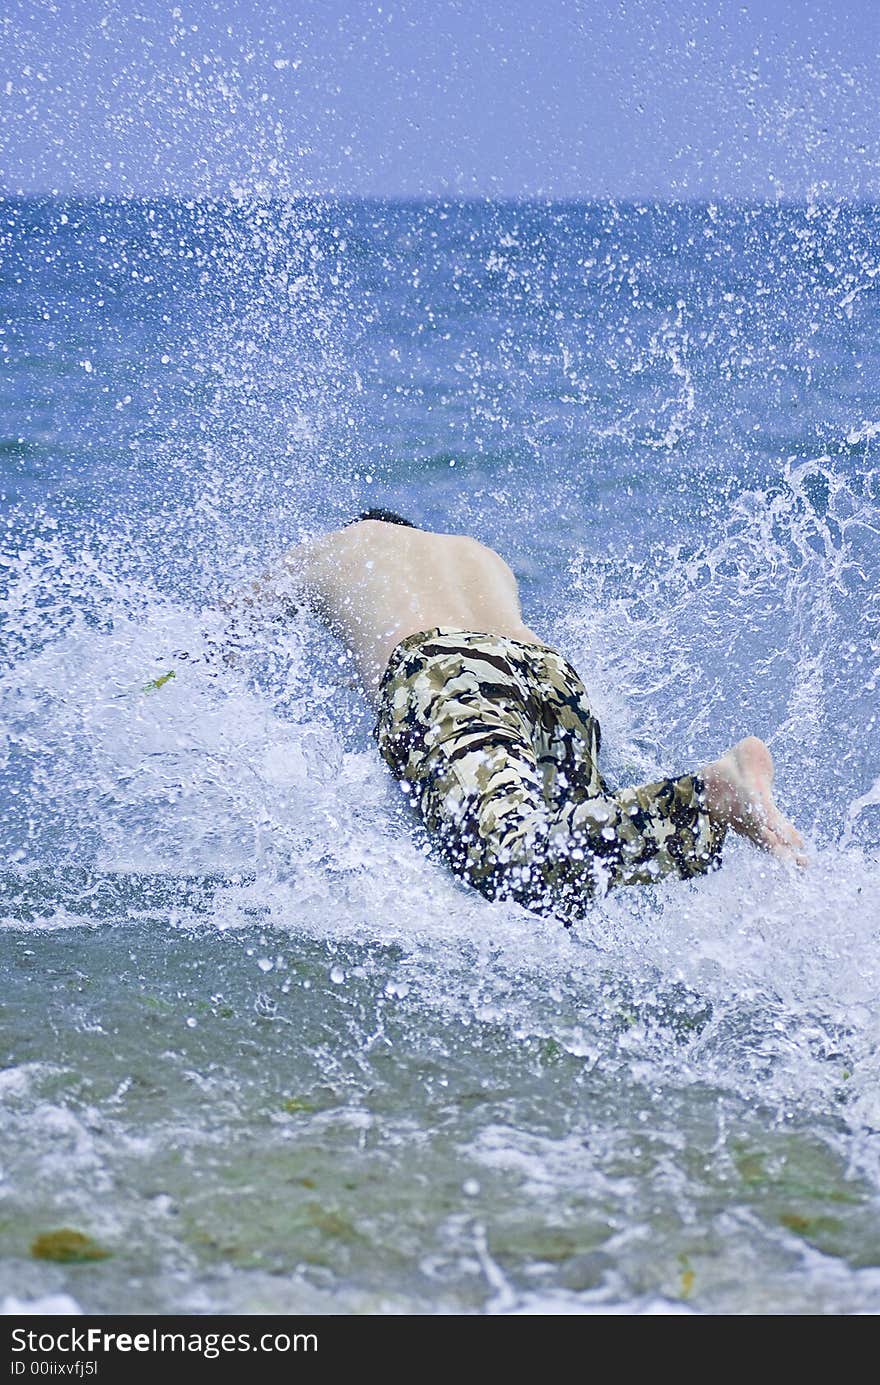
[457, 533, 516, 576]
[310, 520, 509, 572]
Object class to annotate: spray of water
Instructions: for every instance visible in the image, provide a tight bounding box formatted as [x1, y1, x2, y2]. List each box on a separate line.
[2, 14, 879, 1313]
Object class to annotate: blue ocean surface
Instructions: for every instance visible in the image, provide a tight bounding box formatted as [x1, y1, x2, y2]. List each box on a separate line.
[1, 197, 879, 1314]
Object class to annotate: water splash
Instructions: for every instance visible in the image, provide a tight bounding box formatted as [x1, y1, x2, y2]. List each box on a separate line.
[2, 198, 879, 1313]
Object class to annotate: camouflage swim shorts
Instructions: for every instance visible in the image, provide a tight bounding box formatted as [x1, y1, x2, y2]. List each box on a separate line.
[374, 627, 725, 921]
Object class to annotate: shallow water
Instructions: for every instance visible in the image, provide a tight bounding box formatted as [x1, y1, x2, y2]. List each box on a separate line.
[1, 197, 879, 1314]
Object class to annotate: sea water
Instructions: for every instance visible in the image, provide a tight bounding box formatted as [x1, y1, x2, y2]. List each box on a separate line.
[1, 197, 879, 1314]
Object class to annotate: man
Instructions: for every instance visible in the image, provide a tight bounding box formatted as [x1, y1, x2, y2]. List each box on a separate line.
[221, 509, 806, 921]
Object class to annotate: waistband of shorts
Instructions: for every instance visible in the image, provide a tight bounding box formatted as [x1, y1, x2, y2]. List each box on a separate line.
[377, 626, 557, 692]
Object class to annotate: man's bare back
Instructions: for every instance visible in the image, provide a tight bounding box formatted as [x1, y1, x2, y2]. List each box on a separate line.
[239, 517, 543, 697]
[228, 513, 806, 869]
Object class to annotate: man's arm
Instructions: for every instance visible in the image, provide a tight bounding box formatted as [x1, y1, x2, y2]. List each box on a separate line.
[156, 540, 323, 683]
[218, 539, 315, 626]
[195, 539, 320, 666]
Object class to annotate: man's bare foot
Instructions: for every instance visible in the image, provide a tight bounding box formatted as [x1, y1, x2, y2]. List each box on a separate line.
[700, 736, 808, 867]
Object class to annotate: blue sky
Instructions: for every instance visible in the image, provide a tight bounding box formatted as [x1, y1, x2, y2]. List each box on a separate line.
[2, 0, 878, 198]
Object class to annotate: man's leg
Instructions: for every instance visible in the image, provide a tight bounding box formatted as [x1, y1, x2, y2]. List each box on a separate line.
[376, 631, 719, 914]
[414, 720, 559, 906]
[375, 631, 560, 908]
[403, 715, 723, 915]
[525, 643, 722, 895]
[376, 631, 805, 923]
[528, 647, 805, 902]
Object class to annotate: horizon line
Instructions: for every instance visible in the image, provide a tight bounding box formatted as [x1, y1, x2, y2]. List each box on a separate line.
[2, 190, 878, 209]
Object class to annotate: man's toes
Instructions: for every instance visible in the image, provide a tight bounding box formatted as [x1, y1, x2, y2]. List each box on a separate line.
[757, 821, 783, 852]
[767, 836, 805, 866]
[774, 814, 805, 850]
[765, 825, 809, 866]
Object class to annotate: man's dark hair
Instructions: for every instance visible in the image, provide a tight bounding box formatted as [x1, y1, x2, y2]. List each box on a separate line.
[355, 507, 419, 528]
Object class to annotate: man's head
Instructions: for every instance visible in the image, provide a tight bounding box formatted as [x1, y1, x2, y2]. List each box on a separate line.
[355, 507, 419, 528]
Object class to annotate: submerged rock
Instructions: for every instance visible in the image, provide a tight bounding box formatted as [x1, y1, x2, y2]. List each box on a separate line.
[30, 1230, 111, 1264]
